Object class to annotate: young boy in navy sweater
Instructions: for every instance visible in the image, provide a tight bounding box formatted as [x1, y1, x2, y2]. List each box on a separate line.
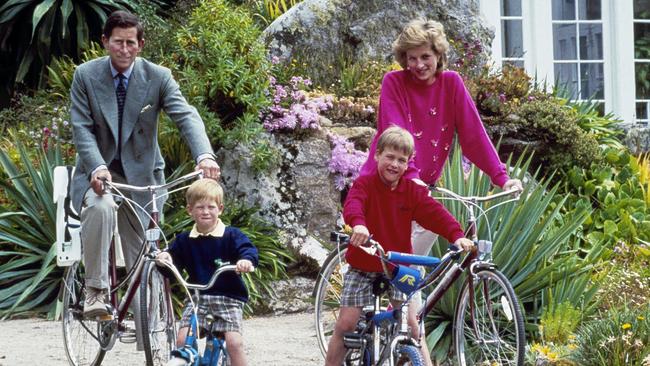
[325, 126, 473, 366]
[157, 179, 258, 366]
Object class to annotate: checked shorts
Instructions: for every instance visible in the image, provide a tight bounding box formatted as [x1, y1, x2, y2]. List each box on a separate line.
[340, 269, 404, 307]
[179, 295, 244, 334]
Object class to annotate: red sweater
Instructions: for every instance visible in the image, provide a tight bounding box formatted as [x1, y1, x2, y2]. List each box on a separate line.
[359, 70, 509, 187]
[343, 173, 465, 272]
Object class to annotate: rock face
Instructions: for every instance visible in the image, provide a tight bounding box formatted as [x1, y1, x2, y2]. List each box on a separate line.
[217, 128, 341, 267]
[263, 0, 493, 82]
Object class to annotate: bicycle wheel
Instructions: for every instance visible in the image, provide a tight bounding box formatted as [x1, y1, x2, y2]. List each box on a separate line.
[395, 344, 425, 366]
[314, 243, 349, 357]
[140, 260, 176, 366]
[61, 262, 106, 366]
[453, 268, 525, 366]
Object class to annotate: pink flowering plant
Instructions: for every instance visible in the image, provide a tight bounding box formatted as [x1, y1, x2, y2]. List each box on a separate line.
[328, 133, 368, 191]
[262, 75, 333, 132]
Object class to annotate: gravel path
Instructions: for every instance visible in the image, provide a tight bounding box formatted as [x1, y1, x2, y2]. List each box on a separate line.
[0, 312, 323, 365]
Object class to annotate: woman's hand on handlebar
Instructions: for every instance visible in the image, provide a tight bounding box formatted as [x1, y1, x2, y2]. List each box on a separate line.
[349, 225, 370, 247]
[236, 259, 254, 273]
[452, 237, 474, 252]
[502, 178, 523, 195]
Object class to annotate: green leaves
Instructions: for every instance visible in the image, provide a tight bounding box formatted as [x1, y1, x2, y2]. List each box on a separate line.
[0, 0, 138, 91]
[0, 138, 64, 319]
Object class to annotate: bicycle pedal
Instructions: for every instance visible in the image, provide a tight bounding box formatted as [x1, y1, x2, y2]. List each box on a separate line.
[343, 332, 366, 349]
[119, 331, 137, 344]
[96, 313, 114, 321]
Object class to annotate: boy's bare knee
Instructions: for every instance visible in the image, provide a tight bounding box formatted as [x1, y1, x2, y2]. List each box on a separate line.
[225, 332, 244, 351]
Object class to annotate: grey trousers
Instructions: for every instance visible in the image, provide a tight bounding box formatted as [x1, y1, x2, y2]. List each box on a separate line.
[80, 180, 146, 350]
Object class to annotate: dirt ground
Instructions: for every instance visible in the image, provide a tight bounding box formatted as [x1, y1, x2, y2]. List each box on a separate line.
[0, 312, 323, 365]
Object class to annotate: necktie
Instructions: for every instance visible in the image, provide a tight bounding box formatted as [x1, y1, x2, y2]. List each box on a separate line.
[115, 73, 127, 160]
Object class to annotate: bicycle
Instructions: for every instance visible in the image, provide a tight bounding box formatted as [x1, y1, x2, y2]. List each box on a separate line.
[313, 187, 526, 365]
[155, 259, 251, 366]
[58, 168, 203, 366]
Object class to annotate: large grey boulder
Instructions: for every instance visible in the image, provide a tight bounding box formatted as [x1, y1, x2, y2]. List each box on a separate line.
[217, 128, 341, 267]
[263, 0, 493, 82]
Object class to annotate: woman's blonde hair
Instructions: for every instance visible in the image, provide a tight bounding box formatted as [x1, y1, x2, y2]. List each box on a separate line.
[392, 19, 449, 73]
[376, 126, 415, 158]
[186, 179, 224, 207]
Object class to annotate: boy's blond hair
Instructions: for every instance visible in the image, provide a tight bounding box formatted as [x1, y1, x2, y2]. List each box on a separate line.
[185, 178, 224, 207]
[392, 19, 449, 73]
[376, 126, 415, 158]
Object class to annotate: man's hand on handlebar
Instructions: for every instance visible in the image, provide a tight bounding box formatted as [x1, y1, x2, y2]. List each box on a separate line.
[155, 251, 173, 266]
[91, 169, 112, 195]
[452, 238, 474, 252]
[349, 225, 370, 247]
[196, 158, 221, 181]
[236, 259, 254, 273]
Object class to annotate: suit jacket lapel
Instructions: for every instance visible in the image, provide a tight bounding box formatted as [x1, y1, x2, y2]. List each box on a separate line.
[91, 58, 119, 145]
[121, 59, 151, 148]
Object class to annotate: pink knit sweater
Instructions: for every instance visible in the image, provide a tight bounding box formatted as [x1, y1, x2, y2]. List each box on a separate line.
[359, 70, 509, 187]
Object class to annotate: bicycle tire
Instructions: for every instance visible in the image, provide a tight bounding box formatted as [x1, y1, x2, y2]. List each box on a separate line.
[61, 262, 107, 366]
[453, 267, 525, 366]
[140, 260, 176, 366]
[395, 344, 425, 366]
[314, 243, 350, 357]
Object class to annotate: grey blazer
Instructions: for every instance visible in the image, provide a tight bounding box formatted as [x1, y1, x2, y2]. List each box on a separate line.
[70, 56, 213, 213]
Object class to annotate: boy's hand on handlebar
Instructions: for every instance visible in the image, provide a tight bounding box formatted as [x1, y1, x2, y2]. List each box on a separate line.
[91, 169, 111, 195]
[236, 259, 254, 273]
[349, 225, 370, 247]
[453, 238, 474, 252]
[502, 179, 523, 195]
[196, 158, 221, 181]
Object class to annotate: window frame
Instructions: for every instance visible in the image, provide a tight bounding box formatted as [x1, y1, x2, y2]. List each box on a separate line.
[480, 0, 636, 124]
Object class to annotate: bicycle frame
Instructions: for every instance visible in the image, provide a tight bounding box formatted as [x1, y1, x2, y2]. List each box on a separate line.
[101, 170, 203, 334]
[159, 261, 241, 366]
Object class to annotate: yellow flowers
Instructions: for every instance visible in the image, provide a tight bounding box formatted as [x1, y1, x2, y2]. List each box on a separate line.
[622, 323, 632, 330]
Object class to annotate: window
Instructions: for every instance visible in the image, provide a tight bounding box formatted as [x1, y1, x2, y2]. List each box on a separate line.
[501, 0, 525, 68]
[635, 1, 650, 125]
[552, 0, 605, 108]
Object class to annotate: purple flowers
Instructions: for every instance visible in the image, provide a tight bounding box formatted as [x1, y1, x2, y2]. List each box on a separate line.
[328, 133, 368, 191]
[262, 76, 333, 132]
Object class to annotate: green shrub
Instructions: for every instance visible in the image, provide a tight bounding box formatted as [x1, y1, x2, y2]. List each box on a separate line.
[509, 98, 601, 176]
[170, 0, 271, 149]
[540, 302, 582, 344]
[570, 305, 650, 366]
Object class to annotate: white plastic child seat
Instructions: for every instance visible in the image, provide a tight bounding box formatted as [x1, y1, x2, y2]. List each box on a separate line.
[54, 166, 81, 266]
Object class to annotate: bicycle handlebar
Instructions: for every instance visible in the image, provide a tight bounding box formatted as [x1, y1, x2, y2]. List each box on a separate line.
[432, 186, 521, 202]
[105, 170, 203, 194]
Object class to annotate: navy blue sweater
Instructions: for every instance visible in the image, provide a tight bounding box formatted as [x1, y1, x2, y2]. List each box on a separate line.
[167, 227, 259, 302]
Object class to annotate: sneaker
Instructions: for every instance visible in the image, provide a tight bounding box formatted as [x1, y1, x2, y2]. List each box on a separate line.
[83, 287, 109, 318]
[166, 356, 189, 366]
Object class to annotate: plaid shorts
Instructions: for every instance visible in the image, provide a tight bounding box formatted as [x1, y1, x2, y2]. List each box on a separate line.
[179, 295, 244, 334]
[340, 269, 404, 307]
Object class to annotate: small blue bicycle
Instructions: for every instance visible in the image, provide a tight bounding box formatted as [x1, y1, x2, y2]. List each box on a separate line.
[159, 260, 245, 366]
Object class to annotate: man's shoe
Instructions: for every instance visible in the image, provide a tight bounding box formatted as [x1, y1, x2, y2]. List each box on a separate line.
[83, 287, 109, 318]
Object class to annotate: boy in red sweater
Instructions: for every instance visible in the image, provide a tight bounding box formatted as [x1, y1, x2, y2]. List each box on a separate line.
[324, 126, 473, 366]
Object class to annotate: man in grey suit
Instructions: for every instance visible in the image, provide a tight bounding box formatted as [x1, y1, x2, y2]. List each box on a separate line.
[70, 10, 220, 327]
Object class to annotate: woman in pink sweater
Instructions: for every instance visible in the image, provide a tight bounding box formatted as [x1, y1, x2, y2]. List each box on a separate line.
[359, 19, 522, 257]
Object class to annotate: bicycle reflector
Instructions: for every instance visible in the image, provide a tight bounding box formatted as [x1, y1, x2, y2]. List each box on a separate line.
[390, 265, 422, 295]
[477, 240, 493, 261]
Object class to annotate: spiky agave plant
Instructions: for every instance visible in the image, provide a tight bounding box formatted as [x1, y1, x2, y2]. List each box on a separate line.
[423, 145, 605, 363]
